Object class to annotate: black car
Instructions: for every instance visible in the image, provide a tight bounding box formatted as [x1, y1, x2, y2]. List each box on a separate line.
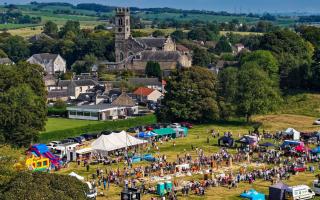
[81, 133, 94, 140]
[101, 130, 112, 135]
[61, 139, 74, 144]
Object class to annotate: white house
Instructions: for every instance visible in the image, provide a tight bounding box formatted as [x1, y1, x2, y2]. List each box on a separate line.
[67, 104, 138, 121]
[27, 53, 66, 75]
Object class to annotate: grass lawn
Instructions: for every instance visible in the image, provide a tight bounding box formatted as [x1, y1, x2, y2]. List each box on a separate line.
[44, 117, 102, 132]
[39, 115, 157, 143]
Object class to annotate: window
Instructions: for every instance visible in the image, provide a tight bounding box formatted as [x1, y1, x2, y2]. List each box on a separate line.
[70, 111, 76, 116]
[37, 162, 42, 167]
[119, 18, 123, 26]
[120, 52, 124, 61]
[43, 161, 48, 166]
[77, 112, 84, 116]
[84, 112, 91, 116]
[91, 112, 98, 117]
[126, 19, 129, 25]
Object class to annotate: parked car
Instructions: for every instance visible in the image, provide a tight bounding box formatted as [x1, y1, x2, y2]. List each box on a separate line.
[81, 134, 94, 140]
[170, 123, 181, 128]
[127, 127, 137, 133]
[180, 122, 193, 129]
[47, 141, 61, 150]
[145, 125, 154, 131]
[314, 119, 320, 125]
[101, 130, 112, 135]
[61, 139, 75, 144]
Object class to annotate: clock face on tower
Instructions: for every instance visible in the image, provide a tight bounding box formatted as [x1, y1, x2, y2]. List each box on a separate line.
[118, 28, 122, 33]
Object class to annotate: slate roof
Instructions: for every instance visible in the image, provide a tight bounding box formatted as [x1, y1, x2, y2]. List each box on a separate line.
[176, 44, 189, 52]
[29, 33, 53, 43]
[57, 79, 98, 87]
[128, 78, 161, 86]
[133, 87, 155, 96]
[47, 90, 68, 99]
[111, 92, 136, 107]
[30, 53, 59, 62]
[67, 104, 119, 111]
[0, 58, 13, 65]
[135, 37, 167, 49]
[140, 51, 181, 62]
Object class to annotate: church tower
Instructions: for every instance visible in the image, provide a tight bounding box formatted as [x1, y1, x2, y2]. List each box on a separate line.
[115, 7, 131, 62]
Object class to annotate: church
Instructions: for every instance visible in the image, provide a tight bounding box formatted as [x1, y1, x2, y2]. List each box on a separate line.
[105, 8, 192, 72]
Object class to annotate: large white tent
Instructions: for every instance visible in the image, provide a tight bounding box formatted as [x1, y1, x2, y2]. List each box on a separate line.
[91, 131, 147, 152]
[284, 128, 300, 140]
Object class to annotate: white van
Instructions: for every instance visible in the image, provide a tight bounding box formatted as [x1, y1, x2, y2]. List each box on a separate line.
[312, 180, 320, 195]
[285, 185, 315, 200]
[86, 182, 97, 199]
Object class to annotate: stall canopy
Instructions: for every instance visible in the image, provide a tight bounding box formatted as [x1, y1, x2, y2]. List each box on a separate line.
[240, 189, 265, 200]
[260, 142, 275, 147]
[91, 131, 147, 152]
[152, 128, 176, 138]
[174, 127, 188, 136]
[135, 131, 157, 139]
[269, 182, 289, 200]
[69, 172, 85, 181]
[284, 128, 300, 140]
[311, 146, 320, 154]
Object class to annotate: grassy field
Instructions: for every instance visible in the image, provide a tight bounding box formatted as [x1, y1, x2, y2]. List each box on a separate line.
[44, 118, 102, 132]
[56, 113, 320, 199]
[39, 115, 157, 143]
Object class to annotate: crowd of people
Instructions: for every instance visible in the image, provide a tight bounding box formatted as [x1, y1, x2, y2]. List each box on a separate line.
[71, 129, 320, 199]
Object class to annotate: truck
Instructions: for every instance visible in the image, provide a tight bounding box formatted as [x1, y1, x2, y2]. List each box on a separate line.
[285, 185, 315, 200]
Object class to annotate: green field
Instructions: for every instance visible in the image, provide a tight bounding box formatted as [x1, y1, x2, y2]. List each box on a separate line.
[40, 115, 157, 143]
[44, 118, 102, 132]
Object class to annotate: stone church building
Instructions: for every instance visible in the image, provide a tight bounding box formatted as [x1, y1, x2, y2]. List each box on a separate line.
[105, 8, 192, 72]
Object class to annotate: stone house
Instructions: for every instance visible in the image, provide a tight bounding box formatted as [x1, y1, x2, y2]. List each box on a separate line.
[103, 7, 192, 72]
[27, 53, 66, 75]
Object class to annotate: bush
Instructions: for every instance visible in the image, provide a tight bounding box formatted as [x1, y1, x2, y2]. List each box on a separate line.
[47, 107, 67, 117]
[0, 172, 88, 200]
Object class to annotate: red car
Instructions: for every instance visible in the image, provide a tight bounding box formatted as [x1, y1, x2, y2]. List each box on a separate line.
[293, 165, 307, 172]
[180, 122, 193, 129]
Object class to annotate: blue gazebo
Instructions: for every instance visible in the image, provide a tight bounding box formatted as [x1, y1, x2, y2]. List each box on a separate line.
[240, 189, 265, 200]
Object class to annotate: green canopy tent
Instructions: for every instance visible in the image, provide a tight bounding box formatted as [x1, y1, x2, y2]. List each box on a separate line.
[152, 128, 177, 138]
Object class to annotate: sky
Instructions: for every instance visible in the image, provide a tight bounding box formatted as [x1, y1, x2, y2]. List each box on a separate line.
[1, 0, 320, 14]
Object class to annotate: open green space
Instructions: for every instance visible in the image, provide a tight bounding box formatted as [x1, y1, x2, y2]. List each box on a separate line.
[40, 115, 157, 143]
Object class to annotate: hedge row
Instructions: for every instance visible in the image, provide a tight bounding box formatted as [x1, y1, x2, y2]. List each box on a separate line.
[38, 115, 157, 143]
[47, 107, 67, 117]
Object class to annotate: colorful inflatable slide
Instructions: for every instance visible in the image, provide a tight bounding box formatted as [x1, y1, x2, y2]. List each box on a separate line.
[28, 144, 62, 170]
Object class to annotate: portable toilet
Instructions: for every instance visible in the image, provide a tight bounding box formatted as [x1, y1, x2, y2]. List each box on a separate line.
[157, 182, 165, 196]
[165, 181, 173, 192]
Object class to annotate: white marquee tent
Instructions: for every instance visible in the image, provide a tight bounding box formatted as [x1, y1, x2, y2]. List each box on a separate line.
[284, 128, 300, 140]
[91, 131, 147, 152]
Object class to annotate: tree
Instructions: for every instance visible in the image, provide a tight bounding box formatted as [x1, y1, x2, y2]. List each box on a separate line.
[72, 54, 97, 75]
[145, 61, 161, 78]
[0, 36, 30, 62]
[43, 21, 58, 37]
[259, 30, 314, 89]
[152, 30, 165, 37]
[157, 67, 219, 122]
[240, 50, 279, 84]
[217, 67, 238, 119]
[0, 49, 8, 58]
[0, 62, 47, 147]
[171, 30, 187, 42]
[192, 47, 211, 67]
[0, 145, 24, 187]
[237, 63, 281, 122]
[59, 20, 81, 38]
[0, 172, 88, 200]
[215, 36, 232, 54]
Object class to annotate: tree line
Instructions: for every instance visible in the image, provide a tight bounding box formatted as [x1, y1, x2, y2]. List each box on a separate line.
[158, 27, 320, 123]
